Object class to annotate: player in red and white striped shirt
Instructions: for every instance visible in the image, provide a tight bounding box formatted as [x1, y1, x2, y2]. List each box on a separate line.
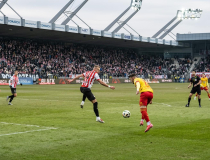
[68, 65, 115, 123]
[6, 70, 22, 105]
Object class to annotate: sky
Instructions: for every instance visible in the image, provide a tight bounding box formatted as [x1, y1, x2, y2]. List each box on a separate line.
[1, 0, 210, 40]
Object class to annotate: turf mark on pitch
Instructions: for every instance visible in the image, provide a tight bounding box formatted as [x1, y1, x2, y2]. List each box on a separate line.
[0, 122, 57, 137]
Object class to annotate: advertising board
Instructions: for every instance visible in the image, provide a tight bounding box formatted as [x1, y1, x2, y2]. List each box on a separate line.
[38, 79, 55, 85]
[103, 31, 112, 38]
[80, 28, 90, 34]
[0, 74, 39, 81]
[19, 77, 33, 85]
[0, 79, 9, 85]
[40, 22, 52, 30]
[114, 33, 122, 39]
[141, 36, 148, 42]
[55, 24, 65, 32]
[92, 29, 101, 36]
[8, 18, 21, 26]
[190, 72, 210, 79]
[25, 20, 37, 28]
[0, 16, 4, 24]
[69, 26, 78, 33]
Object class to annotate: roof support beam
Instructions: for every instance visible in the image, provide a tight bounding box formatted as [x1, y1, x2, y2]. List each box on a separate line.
[49, 0, 75, 23]
[112, 10, 138, 33]
[0, 0, 8, 10]
[152, 16, 177, 38]
[61, 0, 88, 25]
[159, 20, 182, 39]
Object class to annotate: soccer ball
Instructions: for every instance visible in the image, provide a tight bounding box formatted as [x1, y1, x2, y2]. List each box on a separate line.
[122, 110, 131, 118]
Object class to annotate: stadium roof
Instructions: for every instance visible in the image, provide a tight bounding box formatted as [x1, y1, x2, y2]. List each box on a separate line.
[177, 33, 210, 42]
[0, 24, 184, 50]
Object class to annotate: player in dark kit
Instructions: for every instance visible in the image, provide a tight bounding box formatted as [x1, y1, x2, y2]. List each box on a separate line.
[186, 71, 202, 107]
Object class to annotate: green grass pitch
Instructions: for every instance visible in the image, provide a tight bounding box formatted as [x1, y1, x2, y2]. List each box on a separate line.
[0, 83, 210, 160]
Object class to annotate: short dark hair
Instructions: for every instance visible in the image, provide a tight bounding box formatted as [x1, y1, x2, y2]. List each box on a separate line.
[192, 70, 196, 73]
[128, 74, 136, 78]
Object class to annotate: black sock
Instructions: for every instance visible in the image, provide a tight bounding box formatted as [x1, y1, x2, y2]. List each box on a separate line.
[82, 95, 86, 102]
[9, 95, 13, 98]
[188, 97, 191, 105]
[9, 95, 14, 102]
[93, 102, 99, 117]
[198, 99, 201, 105]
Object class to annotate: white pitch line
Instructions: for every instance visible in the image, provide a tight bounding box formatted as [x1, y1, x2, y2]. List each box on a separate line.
[153, 102, 172, 107]
[0, 122, 57, 129]
[0, 128, 57, 137]
[1, 122, 41, 127]
[0, 122, 57, 137]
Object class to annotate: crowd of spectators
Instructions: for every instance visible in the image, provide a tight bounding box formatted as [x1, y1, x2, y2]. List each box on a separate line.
[196, 56, 210, 72]
[0, 38, 193, 79]
[167, 58, 192, 77]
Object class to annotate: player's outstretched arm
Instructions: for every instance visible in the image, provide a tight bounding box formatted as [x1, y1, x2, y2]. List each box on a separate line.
[68, 74, 84, 83]
[98, 79, 115, 90]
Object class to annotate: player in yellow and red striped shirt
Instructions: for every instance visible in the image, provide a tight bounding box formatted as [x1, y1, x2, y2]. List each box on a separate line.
[194, 73, 210, 100]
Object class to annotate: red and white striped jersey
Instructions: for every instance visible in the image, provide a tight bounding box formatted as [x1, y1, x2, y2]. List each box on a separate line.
[9, 75, 20, 88]
[81, 70, 100, 88]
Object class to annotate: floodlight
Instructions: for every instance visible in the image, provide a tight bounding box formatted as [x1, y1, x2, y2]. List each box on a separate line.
[131, 0, 142, 11]
[152, 8, 202, 39]
[104, 0, 142, 33]
[176, 8, 203, 20]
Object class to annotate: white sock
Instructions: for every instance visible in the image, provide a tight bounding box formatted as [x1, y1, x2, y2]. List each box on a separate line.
[147, 121, 151, 126]
[96, 117, 100, 120]
[141, 119, 144, 122]
[81, 101, 85, 105]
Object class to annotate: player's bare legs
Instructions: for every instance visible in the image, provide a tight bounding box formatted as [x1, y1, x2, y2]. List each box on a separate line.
[186, 93, 193, 107]
[91, 99, 104, 123]
[80, 94, 86, 109]
[197, 94, 201, 107]
[195, 88, 210, 100]
[140, 111, 144, 126]
[187, 93, 201, 107]
[194, 93, 198, 100]
[205, 90, 210, 100]
[8, 93, 17, 105]
[140, 106, 153, 132]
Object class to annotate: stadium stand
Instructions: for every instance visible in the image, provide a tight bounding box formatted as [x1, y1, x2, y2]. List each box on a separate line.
[196, 56, 210, 72]
[0, 38, 194, 79]
[168, 58, 192, 76]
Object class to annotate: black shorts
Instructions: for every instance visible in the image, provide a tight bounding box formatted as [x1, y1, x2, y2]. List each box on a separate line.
[190, 87, 201, 95]
[11, 88, 16, 94]
[80, 87, 95, 101]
